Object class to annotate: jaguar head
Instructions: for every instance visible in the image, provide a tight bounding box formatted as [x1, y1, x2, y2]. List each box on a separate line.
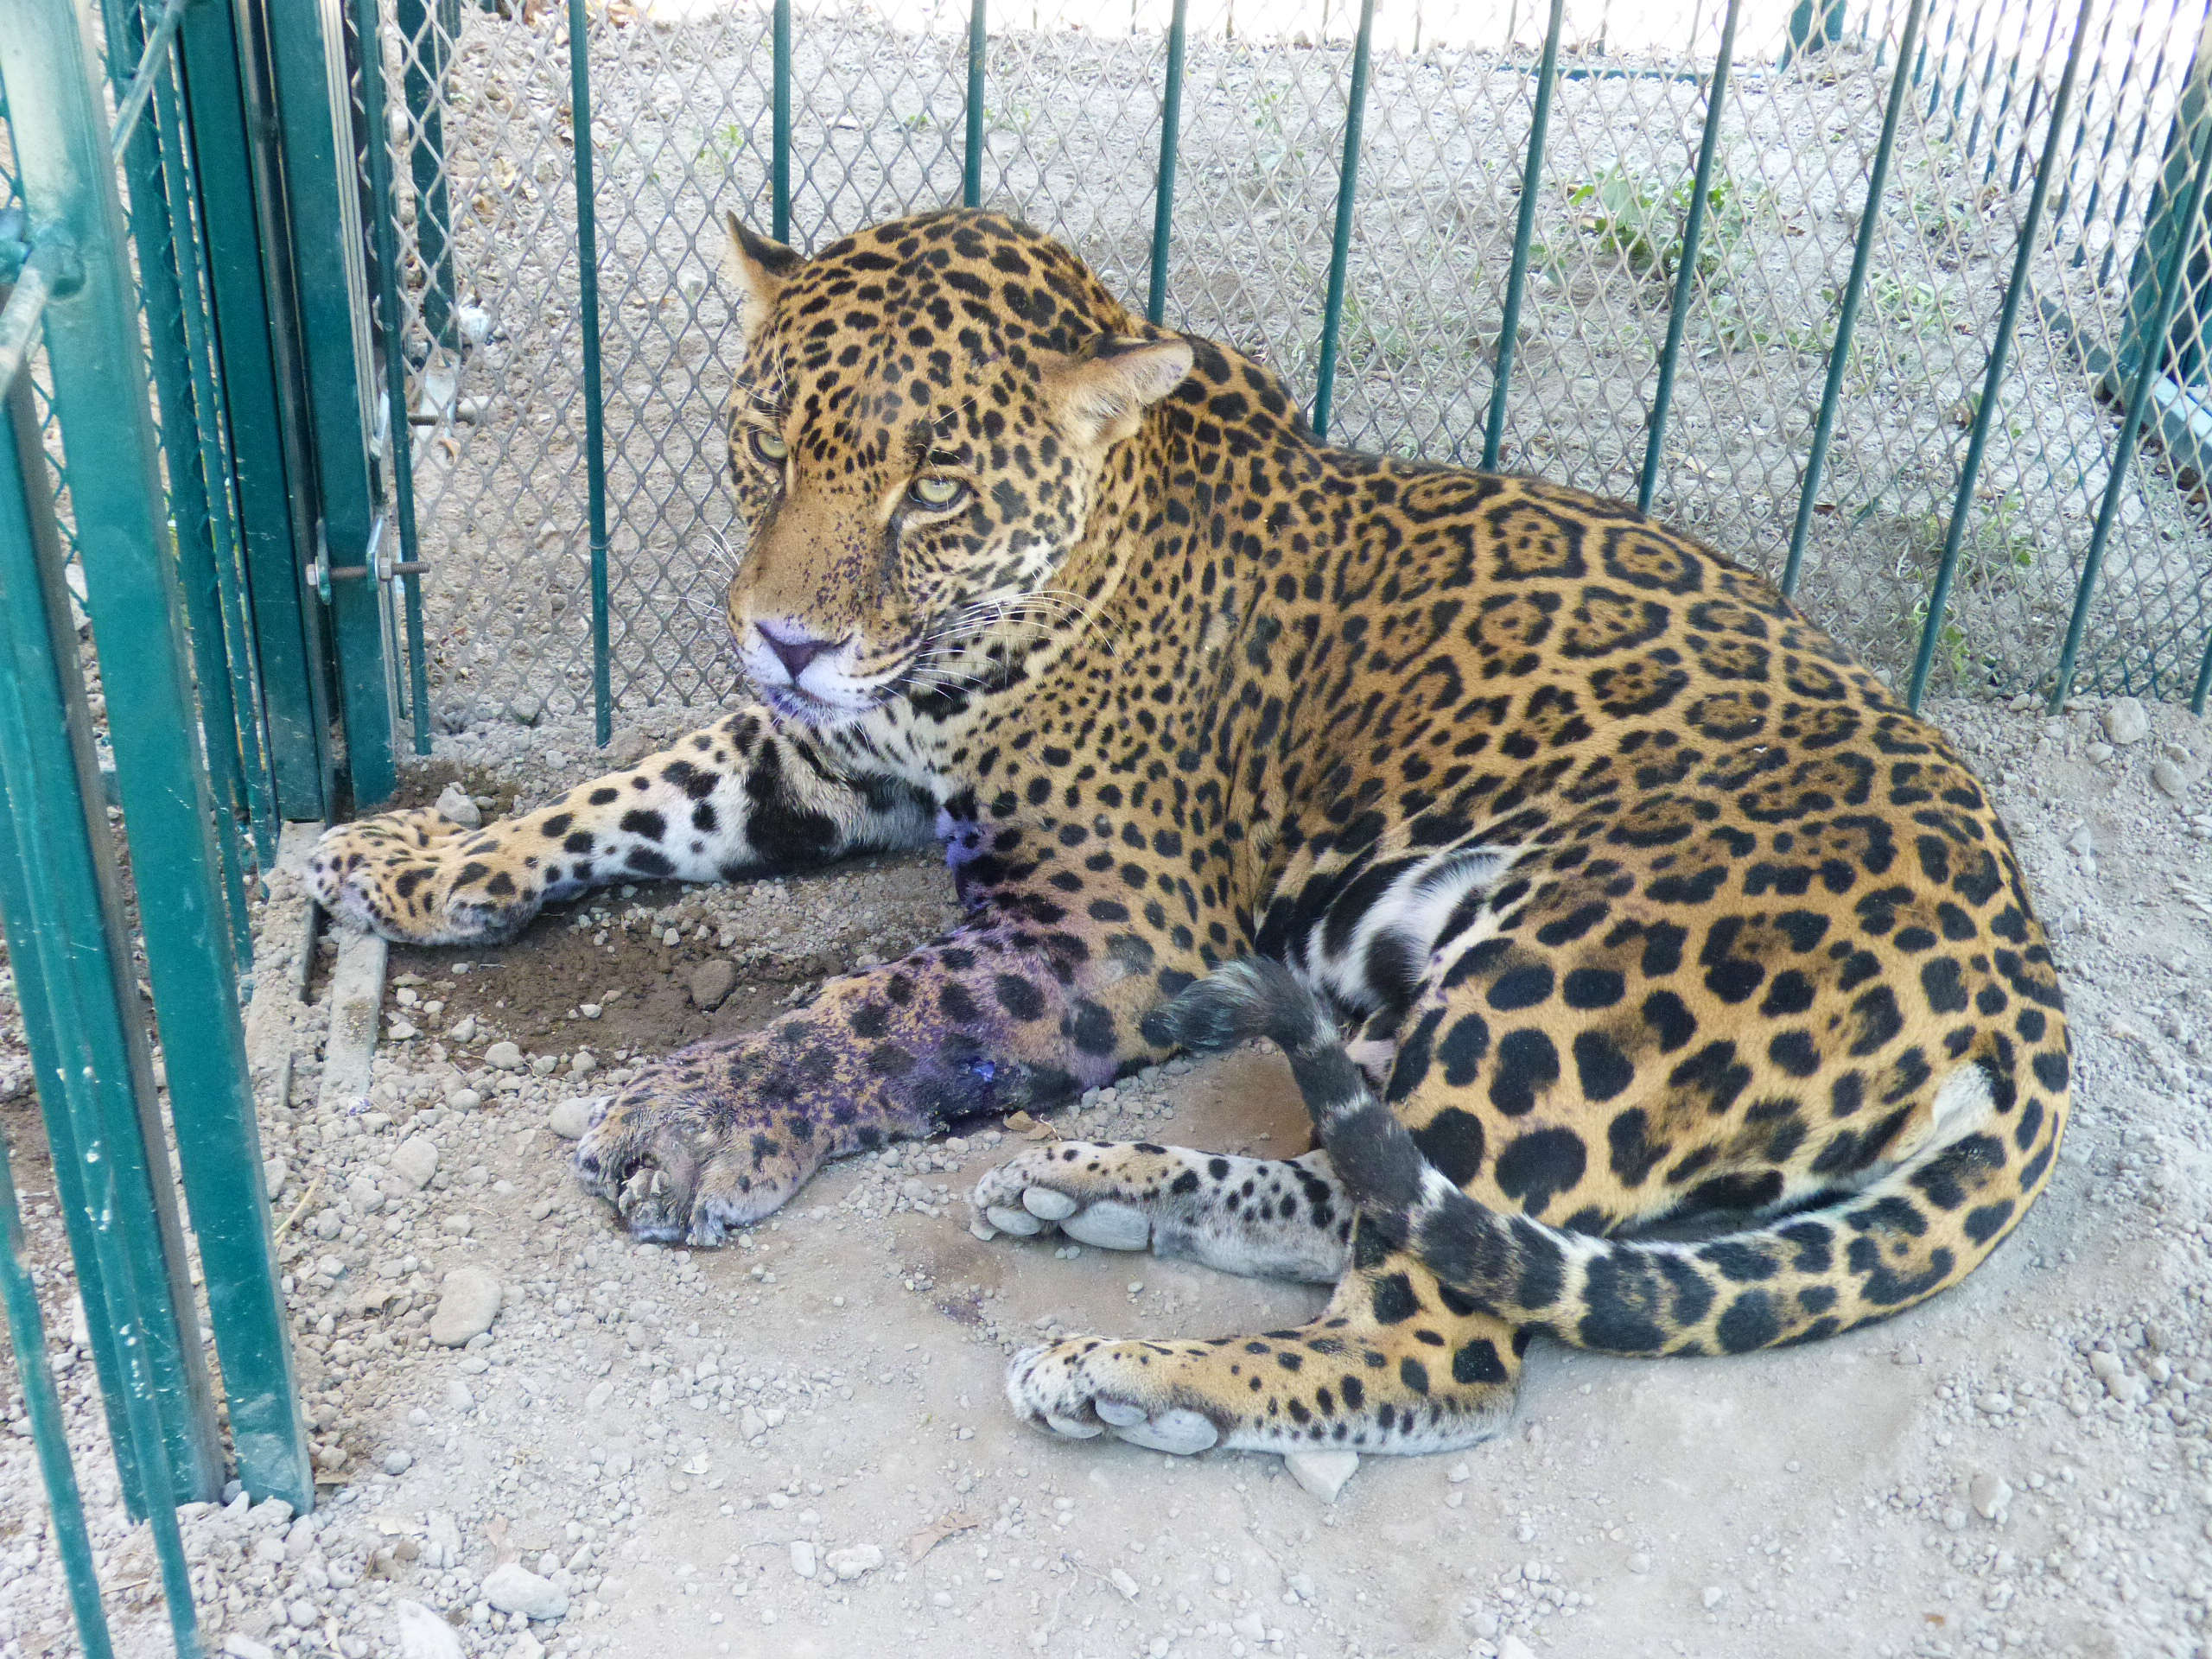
[714, 208, 1192, 725]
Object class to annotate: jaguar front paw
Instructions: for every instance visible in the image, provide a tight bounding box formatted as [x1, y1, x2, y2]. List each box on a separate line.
[572, 1064, 825, 1245]
[307, 809, 545, 944]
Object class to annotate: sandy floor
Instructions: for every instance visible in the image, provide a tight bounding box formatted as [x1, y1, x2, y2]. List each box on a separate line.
[2, 690, 2209, 1659]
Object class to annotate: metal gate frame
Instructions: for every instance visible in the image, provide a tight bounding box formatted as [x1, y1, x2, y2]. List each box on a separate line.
[0, 0, 423, 1645]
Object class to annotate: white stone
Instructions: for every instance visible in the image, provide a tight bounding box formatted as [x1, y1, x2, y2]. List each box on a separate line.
[424, 1513, 462, 1569]
[1284, 1448, 1358, 1503]
[789, 1540, 817, 1579]
[826, 1543, 884, 1581]
[2104, 697, 2150, 745]
[262, 1157, 288, 1195]
[483, 1562, 569, 1621]
[429, 1268, 501, 1346]
[435, 785, 481, 828]
[395, 1599, 466, 1659]
[1969, 1472, 2013, 1520]
[1108, 1567, 1141, 1599]
[2153, 760, 2191, 799]
[548, 1097, 599, 1140]
[222, 1638, 276, 1659]
[391, 1135, 439, 1190]
[485, 1041, 524, 1071]
[1499, 1637, 1539, 1659]
[1702, 1585, 1726, 1609]
[448, 1016, 480, 1046]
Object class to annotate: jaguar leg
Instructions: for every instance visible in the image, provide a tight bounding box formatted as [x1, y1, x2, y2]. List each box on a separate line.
[971, 1141, 1352, 1283]
[1005, 1225, 1522, 1456]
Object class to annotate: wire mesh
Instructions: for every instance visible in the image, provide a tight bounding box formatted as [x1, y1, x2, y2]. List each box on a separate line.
[367, 0, 2212, 725]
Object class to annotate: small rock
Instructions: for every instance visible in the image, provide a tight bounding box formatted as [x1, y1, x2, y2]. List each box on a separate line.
[448, 1015, 480, 1046]
[1628, 1552, 1651, 1573]
[1975, 1390, 2012, 1415]
[531, 1054, 560, 1077]
[1284, 1448, 1358, 1503]
[2063, 823, 2094, 857]
[383, 1450, 414, 1476]
[789, 1540, 817, 1579]
[1108, 1567, 1141, 1600]
[391, 1135, 439, 1191]
[485, 1041, 524, 1071]
[444, 1381, 474, 1411]
[506, 696, 544, 729]
[2153, 760, 2191, 799]
[262, 1156, 288, 1195]
[690, 959, 737, 1012]
[424, 1512, 462, 1569]
[548, 1097, 598, 1140]
[2085, 741, 2115, 765]
[1702, 1585, 1726, 1609]
[2104, 696, 2150, 745]
[395, 1599, 465, 1659]
[429, 1268, 502, 1347]
[1498, 1637, 1539, 1659]
[483, 1561, 569, 1621]
[449, 1088, 482, 1112]
[827, 1544, 885, 1580]
[435, 785, 481, 828]
[221, 1638, 276, 1659]
[1969, 1472, 2013, 1520]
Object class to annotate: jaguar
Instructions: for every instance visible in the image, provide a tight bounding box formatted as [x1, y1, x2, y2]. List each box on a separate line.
[309, 207, 2069, 1459]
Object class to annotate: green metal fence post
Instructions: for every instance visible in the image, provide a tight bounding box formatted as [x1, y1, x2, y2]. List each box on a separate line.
[101, 0, 255, 957]
[1484, 0, 1566, 471]
[0, 1113, 113, 1659]
[176, 0, 338, 821]
[1782, 0, 1929, 598]
[1, 276, 222, 1526]
[2116, 11, 2212, 385]
[1907, 0, 2094, 711]
[570, 0, 613, 745]
[355, 0, 435, 754]
[1639, 0, 1742, 514]
[5, 0, 313, 1512]
[772, 0, 791, 242]
[1310, 0, 1376, 440]
[2192, 617, 2212, 715]
[963, 0, 988, 208]
[0, 356, 206, 1649]
[1146, 0, 1189, 327]
[262, 0, 397, 809]
[396, 0, 461, 353]
[2049, 105, 2212, 710]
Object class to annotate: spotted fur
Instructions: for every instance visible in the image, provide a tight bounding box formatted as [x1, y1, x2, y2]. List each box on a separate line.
[308, 208, 2069, 1456]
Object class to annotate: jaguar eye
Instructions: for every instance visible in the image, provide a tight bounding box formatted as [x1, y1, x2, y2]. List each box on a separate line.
[749, 429, 789, 465]
[908, 474, 968, 510]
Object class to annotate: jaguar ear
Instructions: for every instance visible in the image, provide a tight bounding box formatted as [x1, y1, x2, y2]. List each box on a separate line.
[1046, 335, 1194, 448]
[721, 211, 802, 353]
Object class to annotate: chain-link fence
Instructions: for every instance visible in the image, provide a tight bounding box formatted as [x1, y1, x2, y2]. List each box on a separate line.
[366, 0, 2212, 734]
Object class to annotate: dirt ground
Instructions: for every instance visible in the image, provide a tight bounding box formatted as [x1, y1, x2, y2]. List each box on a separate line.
[2, 689, 2210, 1659]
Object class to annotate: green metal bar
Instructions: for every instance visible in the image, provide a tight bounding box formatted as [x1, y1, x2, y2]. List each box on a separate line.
[2192, 613, 2212, 715]
[395, 0, 459, 352]
[2049, 105, 2212, 711]
[772, 0, 791, 241]
[2116, 11, 2212, 385]
[1781, 0, 1929, 598]
[1310, 0, 1376, 440]
[0, 250, 62, 402]
[0, 30, 233, 1527]
[264, 0, 397, 810]
[570, 0, 612, 745]
[355, 0, 435, 754]
[0, 1114, 113, 1659]
[9, 0, 313, 1512]
[1483, 0, 1565, 471]
[1907, 0, 2094, 712]
[1145, 0, 1189, 327]
[176, 0, 335, 821]
[105, 0, 194, 164]
[102, 0, 255, 958]
[963, 0, 988, 208]
[1639, 0, 1742, 514]
[156, 59, 281, 868]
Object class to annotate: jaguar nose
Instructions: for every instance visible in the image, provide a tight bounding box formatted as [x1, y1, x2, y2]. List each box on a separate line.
[755, 620, 842, 682]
